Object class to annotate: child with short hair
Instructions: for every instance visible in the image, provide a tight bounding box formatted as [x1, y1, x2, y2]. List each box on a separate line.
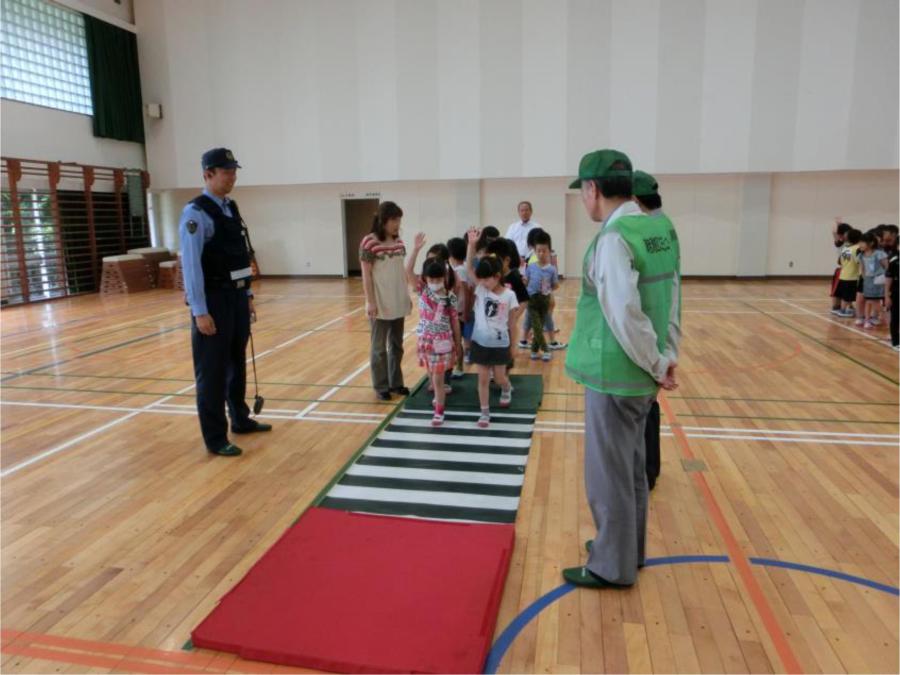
[858, 231, 888, 329]
[416, 258, 460, 426]
[835, 229, 862, 317]
[523, 230, 560, 361]
[447, 236, 472, 376]
[830, 219, 852, 314]
[519, 228, 566, 351]
[466, 228, 518, 428]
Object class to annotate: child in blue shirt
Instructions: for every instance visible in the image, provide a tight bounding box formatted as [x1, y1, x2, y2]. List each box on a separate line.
[523, 230, 559, 361]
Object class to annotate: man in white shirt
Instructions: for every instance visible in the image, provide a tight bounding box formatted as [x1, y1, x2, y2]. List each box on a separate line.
[506, 201, 540, 262]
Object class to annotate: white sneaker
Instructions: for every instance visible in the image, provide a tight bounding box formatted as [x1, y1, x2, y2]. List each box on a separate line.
[855, 318, 865, 326]
[517, 340, 529, 350]
[542, 352, 552, 362]
[451, 368, 465, 379]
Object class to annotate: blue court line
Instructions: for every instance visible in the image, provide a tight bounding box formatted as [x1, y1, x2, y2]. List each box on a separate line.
[483, 554, 899, 674]
[483, 555, 729, 674]
[750, 557, 900, 596]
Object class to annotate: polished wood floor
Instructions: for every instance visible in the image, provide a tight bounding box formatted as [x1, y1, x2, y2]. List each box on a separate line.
[1, 278, 897, 674]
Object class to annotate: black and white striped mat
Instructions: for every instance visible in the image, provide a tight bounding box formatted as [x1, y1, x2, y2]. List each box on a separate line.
[319, 408, 536, 524]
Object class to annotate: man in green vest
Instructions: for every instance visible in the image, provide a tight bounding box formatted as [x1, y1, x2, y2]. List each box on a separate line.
[564, 150, 681, 588]
[632, 170, 676, 492]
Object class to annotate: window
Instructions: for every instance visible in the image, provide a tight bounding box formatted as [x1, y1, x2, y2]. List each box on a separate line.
[1, 0, 93, 115]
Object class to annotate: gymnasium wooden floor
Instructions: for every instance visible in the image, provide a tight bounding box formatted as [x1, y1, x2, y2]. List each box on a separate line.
[1, 277, 897, 674]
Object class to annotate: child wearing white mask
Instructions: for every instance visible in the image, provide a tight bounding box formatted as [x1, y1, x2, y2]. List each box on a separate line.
[415, 258, 460, 426]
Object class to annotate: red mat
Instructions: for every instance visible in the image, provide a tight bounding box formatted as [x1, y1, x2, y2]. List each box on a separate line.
[192, 507, 515, 673]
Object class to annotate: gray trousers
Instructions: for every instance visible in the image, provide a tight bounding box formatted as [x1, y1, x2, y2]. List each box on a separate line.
[584, 388, 656, 585]
[370, 317, 405, 393]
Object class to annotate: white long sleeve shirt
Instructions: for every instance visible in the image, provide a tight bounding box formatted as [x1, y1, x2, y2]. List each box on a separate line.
[506, 219, 540, 259]
[586, 201, 681, 383]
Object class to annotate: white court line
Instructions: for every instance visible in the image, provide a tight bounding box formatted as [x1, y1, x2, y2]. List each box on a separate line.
[534, 419, 897, 439]
[779, 300, 893, 348]
[533, 426, 898, 446]
[1, 307, 363, 478]
[295, 328, 415, 419]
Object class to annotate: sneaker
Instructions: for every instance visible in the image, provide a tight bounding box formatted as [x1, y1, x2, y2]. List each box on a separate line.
[444, 383, 453, 394]
[464, 351, 472, 364]
[893, 345, 900, 352]
[839, 309, 855, 317]
[855, 318, 865, 326]
[864, 321, 876, 330]
[477, 410, 490, 428]
[517, 340, 529, 349]
[548, 340, 568, 350]
[830, 309, 843, 316]
[542, 352, 552, 362]
[499, 388, 512, 407]
[451, 368, 465, 379]
[432, 409, 445, 426]
[530, 351, 540, 361]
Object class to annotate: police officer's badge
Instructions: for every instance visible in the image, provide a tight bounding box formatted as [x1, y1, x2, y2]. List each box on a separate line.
[187, 220, 198, 234]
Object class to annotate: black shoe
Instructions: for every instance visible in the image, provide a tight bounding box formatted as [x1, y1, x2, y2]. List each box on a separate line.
[376, 391, 392, 401]
[232, 421, 272, 434]
[209, 443, 243, 457]
[390, 386, 410, 396]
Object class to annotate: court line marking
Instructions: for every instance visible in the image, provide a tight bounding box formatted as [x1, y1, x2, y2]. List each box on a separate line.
[658, 393, 804, 673]
[532, 426, 898, 446]
[534, 420, 898, 438]
[0, 308, 362, 478]
[3, 400, 895, 448]
[483, 554, 898, 673]
[746, 301, 898, 386]
[780, 300, 893, 347]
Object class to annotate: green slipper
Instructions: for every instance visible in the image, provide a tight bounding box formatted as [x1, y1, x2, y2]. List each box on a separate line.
[209, 443, 243, 457]
[562, 566, 630, 589]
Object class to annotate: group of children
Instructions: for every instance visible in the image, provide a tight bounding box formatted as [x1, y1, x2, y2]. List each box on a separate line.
[406, 225, 565, 427]
[830, 220, 899, 349]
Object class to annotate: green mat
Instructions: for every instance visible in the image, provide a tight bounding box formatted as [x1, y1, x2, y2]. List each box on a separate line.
[404, 373, 543, 412]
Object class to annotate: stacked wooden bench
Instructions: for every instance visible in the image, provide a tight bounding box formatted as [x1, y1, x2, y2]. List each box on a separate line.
[100, 255, 154, 295]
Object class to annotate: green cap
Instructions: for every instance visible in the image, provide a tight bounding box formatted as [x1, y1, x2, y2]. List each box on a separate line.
[569, 149, 632, 189]
[632, 170, 658, 197]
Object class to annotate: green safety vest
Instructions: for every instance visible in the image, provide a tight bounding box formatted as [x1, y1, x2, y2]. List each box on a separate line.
[565, 213, 680, 396]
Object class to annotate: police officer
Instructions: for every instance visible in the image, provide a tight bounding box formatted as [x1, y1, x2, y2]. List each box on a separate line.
[180, 148, 271, 457]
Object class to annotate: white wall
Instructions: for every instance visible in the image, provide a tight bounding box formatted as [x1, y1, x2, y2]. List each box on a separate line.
[155, 169, 899, 278]
[1, 0, 143, 169]
[135, 0, 899, 190]
[767, 171, 900, 275]
[1, 99, 145, 169]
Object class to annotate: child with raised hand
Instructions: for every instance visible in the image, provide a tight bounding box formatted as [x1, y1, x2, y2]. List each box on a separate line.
[523, 230, 560, 360]
[835, 228, 862, 317]
[416, 258, 460, 426]
[466, 227, 518, 428]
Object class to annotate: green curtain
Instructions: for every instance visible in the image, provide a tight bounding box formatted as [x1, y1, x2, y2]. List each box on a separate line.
[84, 15, 145, 143]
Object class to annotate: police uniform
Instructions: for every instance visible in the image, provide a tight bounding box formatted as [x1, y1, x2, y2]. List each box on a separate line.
[180, 148, 271, 457]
